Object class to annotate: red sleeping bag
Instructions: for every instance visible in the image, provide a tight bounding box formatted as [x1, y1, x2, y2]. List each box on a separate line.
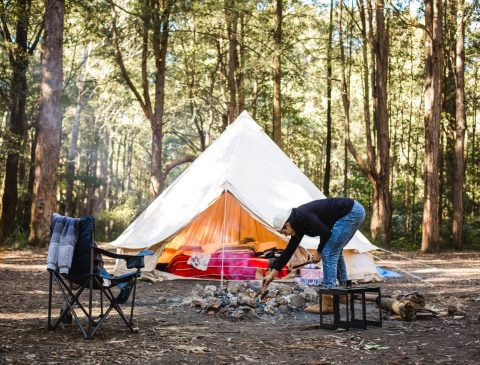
[167, 251, 289, 280]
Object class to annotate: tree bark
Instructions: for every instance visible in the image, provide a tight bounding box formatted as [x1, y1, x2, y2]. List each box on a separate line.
[323, 0, 334, 196]
[29, 0, 64, 245]
[20, 127, 36, 231]
[272, 0, 283, 148]
[470, 67, 478, 215]
[85, 118, 98, 216]
[93, 127, 109, 214]
[452, 0, 465, 249]
[344, 0, 391, 245]
[65, 44, 91, 216]
[225, 0, 238, 125]
[237, 11, 246, 113]
[0, 0, 30, 242]
[422, 0, 443, 252]
[371, 0, 391, 245]
[112, 0, 173, 198]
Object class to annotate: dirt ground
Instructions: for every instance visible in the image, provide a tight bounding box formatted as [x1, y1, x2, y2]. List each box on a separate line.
[0, 248, 479, 365]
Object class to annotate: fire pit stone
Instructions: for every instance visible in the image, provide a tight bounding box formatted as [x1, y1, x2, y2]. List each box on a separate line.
[227, 281, 248, 293]
[284, 293, 306, 309]
[273, 283, 295, 296]
[204, 285, 217, 296]
[238, 293, 258, 307]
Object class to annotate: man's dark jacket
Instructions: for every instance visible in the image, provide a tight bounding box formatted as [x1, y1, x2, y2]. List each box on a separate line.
[272, 198, 354, 272]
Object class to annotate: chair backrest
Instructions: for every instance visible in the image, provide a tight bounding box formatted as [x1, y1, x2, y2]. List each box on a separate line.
[70, 216, 104, 277]
[50, 215, 104, 282]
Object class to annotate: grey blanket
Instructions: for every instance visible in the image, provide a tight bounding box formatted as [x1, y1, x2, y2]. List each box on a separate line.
[47, 213, 81, 274]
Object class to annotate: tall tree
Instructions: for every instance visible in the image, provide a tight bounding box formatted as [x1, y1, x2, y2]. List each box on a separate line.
[0, 0, 43, 242]
[452, 0, 466, 249]
[422, 0, 443, 252]
[65, 44, 92, 216]
[272, 0, 282, 148]
[323, 0, 334, 196]
[343, 0, 391, 245]
[112, 0, 173, 197]
[371, 0, 391, 244]
[29, 0, 64, 244]
[225, 0, 239, 126]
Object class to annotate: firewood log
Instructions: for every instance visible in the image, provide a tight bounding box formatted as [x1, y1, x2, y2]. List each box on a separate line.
[304, 295, 334, 314]
[396, 292, 425, 311]
[379, 297, 416, 321]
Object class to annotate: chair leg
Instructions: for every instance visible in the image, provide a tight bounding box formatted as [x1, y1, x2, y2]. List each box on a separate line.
[50, 274, 90, 339]
[88, 276, 94, 338]
[87, 278, 134, 338]
[129, 276, 137, 328]
[48, 271, 53, 330]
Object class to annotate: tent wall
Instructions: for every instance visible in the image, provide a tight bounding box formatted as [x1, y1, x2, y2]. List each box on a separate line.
[343, 250, 381, 282]
[158, 192, 287, 264]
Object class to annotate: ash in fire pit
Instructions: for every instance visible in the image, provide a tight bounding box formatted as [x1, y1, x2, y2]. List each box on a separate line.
[184, 281, 319, 320]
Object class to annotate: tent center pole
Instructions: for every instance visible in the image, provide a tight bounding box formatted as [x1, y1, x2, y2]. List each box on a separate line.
[220, 189, 228, 290]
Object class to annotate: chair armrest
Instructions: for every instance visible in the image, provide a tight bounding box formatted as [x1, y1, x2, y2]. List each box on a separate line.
[92, 247, 154, 270]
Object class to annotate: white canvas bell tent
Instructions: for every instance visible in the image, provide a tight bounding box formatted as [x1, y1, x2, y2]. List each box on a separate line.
[111, 111, 381, 282]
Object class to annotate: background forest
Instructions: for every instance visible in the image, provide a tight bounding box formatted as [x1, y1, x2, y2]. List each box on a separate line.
[0, 0, 479, 252]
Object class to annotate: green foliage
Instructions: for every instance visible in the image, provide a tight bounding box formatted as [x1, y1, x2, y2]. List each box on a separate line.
[96, 196, 141, 242]
[1, 0, 480, 251]
[4, 228, 30, 249]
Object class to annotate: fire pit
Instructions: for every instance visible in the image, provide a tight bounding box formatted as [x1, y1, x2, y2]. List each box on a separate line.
[183, 281, 320, 320]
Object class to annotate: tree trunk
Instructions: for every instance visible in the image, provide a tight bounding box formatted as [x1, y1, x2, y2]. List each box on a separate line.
[272, 0, 283, 148]
[442, 0, 457, 237]
[85, 118, 98, 216]
[21, 127, 36, 231]
[371, 0, 391, 245]
[150, 0, 171, 196]
[323, 0, 334, 196]
[93, 127, 108, 214]
[452, 0, 465, 250]
[0, 0, 30, 242]
[237, 12, 246, 113]
[29, 0, 64, 245]
[65, 44, 91, 216]
[422, 0, 443, 252]
[111, 0, 172, 198]
[344, 0, 391, 245]
[252, 75, 258, 120]
[470, 67, 478, 215]
[225, 0, 238, 125]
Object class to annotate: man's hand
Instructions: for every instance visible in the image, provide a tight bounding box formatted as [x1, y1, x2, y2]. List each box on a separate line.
[311, 250, 322, 263]
[262, 269, 278, 288]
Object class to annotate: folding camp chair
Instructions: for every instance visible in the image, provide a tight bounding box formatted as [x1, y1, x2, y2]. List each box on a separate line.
[47, 215, 152, 339]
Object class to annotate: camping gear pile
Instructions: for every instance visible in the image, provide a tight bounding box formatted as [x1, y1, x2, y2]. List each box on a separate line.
[183, 281, 321, 320]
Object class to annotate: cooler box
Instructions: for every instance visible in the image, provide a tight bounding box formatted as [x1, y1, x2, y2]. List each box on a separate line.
[300, 265, 323, 285]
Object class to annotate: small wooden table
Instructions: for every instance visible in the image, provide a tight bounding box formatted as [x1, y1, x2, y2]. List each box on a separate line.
[319, 286, 382, 330]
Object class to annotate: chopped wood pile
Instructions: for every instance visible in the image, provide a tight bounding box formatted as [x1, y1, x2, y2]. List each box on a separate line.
[183, 281, 321, 320]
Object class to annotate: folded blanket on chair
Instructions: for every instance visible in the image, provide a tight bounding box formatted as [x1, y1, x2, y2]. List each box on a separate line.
[47, 213, 81, 274]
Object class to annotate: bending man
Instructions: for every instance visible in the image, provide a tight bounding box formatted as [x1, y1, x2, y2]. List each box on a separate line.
[263, 198, 365, 288]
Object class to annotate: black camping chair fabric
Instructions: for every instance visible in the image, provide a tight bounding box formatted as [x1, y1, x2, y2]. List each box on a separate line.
[47, 214, 152, 339]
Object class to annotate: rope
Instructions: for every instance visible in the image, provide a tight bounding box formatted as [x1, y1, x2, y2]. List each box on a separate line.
[374, 248, 473, 284]
[369, 252, 435, 286]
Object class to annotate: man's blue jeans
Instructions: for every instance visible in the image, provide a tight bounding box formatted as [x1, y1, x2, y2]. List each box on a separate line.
[321, 201, 365, 288]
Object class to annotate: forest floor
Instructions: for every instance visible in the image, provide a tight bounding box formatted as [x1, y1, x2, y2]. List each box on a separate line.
[0, 248, 479, 365]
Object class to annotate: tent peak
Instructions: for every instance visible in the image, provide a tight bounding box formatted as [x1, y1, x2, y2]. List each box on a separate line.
[237, 110, 253, 120]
